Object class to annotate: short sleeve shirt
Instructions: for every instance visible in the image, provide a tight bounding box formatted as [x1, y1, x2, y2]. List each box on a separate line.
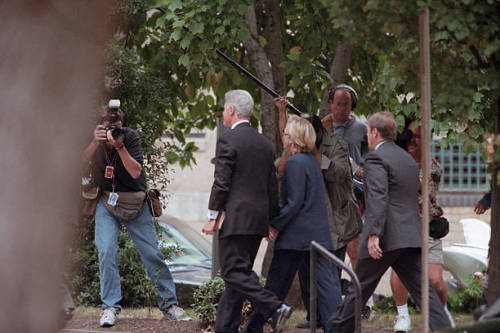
[92, 127, 147, 192]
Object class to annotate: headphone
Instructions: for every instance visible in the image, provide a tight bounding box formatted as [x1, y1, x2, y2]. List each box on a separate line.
[329, 84, 358, 110]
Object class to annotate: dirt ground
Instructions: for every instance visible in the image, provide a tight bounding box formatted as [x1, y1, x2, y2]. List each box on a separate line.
[62, 308, 471, 332]
[62, 316, 419, 333]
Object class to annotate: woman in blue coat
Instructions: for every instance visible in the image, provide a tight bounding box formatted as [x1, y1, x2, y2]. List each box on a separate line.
[243, 115, 342, 333]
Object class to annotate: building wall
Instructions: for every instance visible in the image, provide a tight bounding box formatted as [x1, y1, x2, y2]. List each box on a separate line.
[164, 128, 217, 222]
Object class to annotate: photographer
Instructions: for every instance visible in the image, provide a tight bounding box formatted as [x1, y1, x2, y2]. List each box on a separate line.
[82, 101, 191, 327]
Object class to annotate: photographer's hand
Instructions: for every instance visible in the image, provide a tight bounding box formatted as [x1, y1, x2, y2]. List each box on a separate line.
[94, 125, 107, 142]
[107, 131, 142, 179]
[106, 130, 124, 148]
[82, 125, 107, 164]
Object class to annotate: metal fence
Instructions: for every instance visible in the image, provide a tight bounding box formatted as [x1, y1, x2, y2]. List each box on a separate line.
[310, 241, 362, 333]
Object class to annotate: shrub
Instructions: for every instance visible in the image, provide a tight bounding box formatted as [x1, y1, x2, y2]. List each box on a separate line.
[372, 279, 484, 315]
[192, 276, 266, 326]
[372, 295, 419, 314]
[447, 279, 484, 313]
[192, 277, 225, 326]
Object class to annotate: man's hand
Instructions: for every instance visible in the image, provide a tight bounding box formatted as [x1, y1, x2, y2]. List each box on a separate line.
[354, 167, 364, 179]
[106, 129, 124, 149]
[266, 226, 278, 242]
[94, 125, 107, 142]
[474, 202, 486, 215]
[202, 219, 216, 235]
[367, 235, 383, 260]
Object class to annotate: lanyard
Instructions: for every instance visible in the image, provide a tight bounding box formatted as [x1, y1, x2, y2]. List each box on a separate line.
[103, 148, 119, 192]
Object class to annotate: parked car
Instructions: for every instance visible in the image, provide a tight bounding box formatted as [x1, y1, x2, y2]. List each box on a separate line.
[156, 215, 212, 305]
[443, 218, 489, 295]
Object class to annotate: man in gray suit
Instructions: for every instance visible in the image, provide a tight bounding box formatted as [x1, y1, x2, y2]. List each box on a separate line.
[327, 111, 451, 332]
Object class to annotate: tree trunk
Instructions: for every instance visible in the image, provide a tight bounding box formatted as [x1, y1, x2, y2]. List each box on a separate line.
[260, 0, 284, 279]
[264, 0, 286, 98]
[243, 4, 280, 154]
[264, 0, 285, 158]
[486, 97, 500, 305]
[319, 43, 353, 117]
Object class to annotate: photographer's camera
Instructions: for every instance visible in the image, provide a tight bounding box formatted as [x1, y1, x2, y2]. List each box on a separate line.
[106, 99, 124, 142]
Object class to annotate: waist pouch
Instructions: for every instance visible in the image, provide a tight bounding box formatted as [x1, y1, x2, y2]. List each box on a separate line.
[103, 190, 146, 221]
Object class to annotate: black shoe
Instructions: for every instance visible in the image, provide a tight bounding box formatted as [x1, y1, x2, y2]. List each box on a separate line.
[239, 326, 263, 333]
[271, 304, 293, 333]
[327, 317, 355, 333]
[361, 305, 371, 320]
[239, 322, 263, 333]
[295, 321, 322, 329]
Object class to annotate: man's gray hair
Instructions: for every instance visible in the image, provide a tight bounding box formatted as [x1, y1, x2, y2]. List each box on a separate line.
[224, 90, 254, 118]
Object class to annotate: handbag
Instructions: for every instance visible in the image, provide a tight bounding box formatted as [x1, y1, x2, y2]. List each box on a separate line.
[146, 188, 163, 218]
[81, 167, 100, 218]
[102, 190, 146, 221]
[429, 216, 450, 239]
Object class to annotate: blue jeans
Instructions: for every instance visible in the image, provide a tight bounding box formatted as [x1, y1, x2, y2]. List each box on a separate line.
[94, 200, 177, 311]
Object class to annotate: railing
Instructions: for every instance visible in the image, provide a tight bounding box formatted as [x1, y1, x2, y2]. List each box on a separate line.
[310, 241, 362, 333]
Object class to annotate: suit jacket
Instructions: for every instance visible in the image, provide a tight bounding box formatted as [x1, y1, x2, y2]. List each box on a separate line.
[271, 153, 333, 251]
[208, 123, 278, 238]
[359, 141, 422, 259]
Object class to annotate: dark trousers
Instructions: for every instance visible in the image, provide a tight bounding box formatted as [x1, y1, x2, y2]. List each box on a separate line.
[245, 249, 342, 333]
[215, 235, 281, 333]
[298, 246, 346, 322]
[328, 248, 451, 332]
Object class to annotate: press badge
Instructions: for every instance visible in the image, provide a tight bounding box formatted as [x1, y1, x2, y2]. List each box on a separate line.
[104, 166, 114, 179]
[108, 192, 119, 206]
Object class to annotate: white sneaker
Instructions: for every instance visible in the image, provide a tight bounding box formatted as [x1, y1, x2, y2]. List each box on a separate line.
[444, 306, 455, 328]
[164, 304, 192, 321]
[394, 314, 411, 332]
[100, 307, 118, 327]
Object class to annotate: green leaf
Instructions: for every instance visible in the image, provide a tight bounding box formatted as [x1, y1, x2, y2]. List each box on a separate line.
[180, 36, 191, 49]
[473, 92, 483, 103]
[168, 0, 183, 11]
[484, 41, 499, 56]
[236, 4, 248, 15]
[214, 26, 225, 35]
[165, 152, 179, 164]
[178, 54, 191, 68]
[468, 124, 483, 139]
[170, 30, 182, 41]
[191, 22, 204, 35]
[205, 95, 215, 106]
[155, 16, 166, 29]
[172, 20, 186, 28]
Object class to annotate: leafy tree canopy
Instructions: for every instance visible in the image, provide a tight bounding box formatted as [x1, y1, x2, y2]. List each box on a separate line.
[109, 0, 498, 166]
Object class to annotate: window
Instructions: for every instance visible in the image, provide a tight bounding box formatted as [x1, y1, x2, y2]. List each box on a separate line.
[432, 141, 489, 191]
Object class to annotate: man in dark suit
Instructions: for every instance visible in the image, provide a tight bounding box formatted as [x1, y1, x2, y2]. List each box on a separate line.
[202, 90, 292, 333]
[327, 111, 451, 332]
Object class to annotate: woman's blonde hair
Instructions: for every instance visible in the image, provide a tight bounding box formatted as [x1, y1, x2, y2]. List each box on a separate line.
[285, 115, 316, 153]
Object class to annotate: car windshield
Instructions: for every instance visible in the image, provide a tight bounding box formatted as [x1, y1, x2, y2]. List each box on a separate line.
[159, 222, 211, 268]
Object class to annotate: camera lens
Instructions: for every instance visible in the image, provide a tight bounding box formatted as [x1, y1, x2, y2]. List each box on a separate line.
[111, 127, 124, 141]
